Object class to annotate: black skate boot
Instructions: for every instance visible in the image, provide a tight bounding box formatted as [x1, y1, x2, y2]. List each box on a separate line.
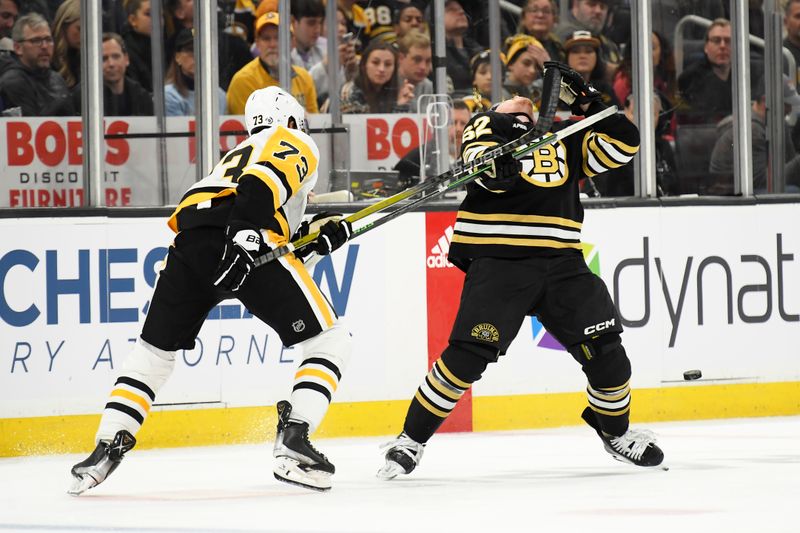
[68, 430, 136, 495]
[582, 407, 664, 467]
[376, 432, 425, 480]
[272, 400, 335, 491]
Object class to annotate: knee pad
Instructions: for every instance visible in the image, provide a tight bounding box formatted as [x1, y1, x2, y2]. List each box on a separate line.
[120, 337, 177, 394]
[440, 342, 491, 384]
[568, 333, 631, 389]
[297, 322, 352, 373]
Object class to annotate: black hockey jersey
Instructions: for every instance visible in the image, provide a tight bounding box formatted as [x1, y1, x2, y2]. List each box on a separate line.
[448, 104, 639, 271]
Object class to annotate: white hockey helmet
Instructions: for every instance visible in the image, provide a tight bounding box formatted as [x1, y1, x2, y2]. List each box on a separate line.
[244, 86, 307, 134]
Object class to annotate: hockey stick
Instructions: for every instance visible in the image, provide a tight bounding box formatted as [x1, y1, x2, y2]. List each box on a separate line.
[253, 106, 616, 267]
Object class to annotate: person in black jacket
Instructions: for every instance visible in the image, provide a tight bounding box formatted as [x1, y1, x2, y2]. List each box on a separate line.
[121, 0, 152, 93]
[0, 12, 68, 115]
[52, 32, 153, 116]
[378, 62, 665, 480]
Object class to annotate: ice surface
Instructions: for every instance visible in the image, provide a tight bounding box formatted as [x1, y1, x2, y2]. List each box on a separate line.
[1, 416, 798, 532]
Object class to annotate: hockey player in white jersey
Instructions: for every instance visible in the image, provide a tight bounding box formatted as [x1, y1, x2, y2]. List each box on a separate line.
[69, 87, 353, 494]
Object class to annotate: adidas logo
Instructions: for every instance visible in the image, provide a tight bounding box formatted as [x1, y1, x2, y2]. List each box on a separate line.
[427, 226, 455, 269]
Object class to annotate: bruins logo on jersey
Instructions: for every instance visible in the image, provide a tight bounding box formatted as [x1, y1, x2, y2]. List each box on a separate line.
[520, 140, 568, 187]
[471, 323, 500, 343]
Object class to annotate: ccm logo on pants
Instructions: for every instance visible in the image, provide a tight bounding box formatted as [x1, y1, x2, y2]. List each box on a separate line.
[584, 319, 616, 335]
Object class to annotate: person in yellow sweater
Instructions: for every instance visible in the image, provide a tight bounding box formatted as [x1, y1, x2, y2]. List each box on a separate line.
[227, 11, 319, 115]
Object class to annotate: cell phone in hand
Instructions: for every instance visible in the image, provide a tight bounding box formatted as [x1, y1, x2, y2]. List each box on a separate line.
[342, 32, 353, 43]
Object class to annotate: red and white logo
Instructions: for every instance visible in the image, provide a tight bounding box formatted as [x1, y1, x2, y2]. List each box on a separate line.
[426, 225, 456, 269]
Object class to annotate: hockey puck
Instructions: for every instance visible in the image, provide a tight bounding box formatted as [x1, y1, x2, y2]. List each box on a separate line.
[683, 369, 702, 381]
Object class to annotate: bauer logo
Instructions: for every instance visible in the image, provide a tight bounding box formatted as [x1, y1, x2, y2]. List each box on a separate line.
[530, 242, 601, 351]
[427, 225, 456, 268]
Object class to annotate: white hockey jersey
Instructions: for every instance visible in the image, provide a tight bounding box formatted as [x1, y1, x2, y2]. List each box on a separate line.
[168, 125, 320, 248]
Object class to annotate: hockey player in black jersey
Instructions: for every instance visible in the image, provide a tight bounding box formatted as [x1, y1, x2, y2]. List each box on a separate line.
[378, 62, 664, 479]
[69, 87, 353, 494]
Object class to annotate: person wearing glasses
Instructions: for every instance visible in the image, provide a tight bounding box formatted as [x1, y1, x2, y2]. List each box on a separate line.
[0, 12, 67, 116]
[518, 0, 565, 63]
[677, 18, 733, 123]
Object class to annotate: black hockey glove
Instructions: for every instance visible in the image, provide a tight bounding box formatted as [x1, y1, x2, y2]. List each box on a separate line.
[544, 61, 602, 114]
[213, 222, 262, 292]
[315, 218, 353, 255]
[482, 152, 521, 191]
[292, 212, 349, 266]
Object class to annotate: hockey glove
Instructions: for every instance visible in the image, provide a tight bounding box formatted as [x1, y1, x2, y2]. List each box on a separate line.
[213, 222, 262, 292]
[544, 61, 602, 114]
[292, 212, 347, 267]
[315, 218, 353, 255]
[482, 152, 521, 192]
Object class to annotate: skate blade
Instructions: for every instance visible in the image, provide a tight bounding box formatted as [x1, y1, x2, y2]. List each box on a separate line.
[67, 474, 98, 496]
[376, 460, 405, 480]
[273, 457, 332, 492]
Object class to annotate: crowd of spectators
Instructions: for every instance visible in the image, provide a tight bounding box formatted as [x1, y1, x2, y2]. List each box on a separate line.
[0, 0, 798, 196]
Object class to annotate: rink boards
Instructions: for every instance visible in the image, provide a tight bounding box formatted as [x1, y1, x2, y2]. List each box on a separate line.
[1, 204, 799, 456]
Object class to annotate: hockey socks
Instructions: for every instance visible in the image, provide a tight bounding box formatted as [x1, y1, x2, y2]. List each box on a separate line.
[403, 358, 472, 443]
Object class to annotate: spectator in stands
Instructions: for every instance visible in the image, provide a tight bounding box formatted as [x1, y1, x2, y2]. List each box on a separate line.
[393, 2, 426, 43]
[0, 0, 18, 39]
[395, 99, 472, 188]
[588, 93, 679, 197]
[340, 39, 413, 113]
[502, 34, 546, 103]
[555, 0, 620, 77]
[291, 0, 325, 72]
[165, 28, 226, 116]
[0, 0, 17, 75]
[52, 0, 80, 88]
[784, 0, 800, 85]
[395, 29, 433, 112]
[227, 11, 318, 115]
[165, 0, 251, 90]
[564, 30, 618, 108]
[310, 6, 358, 111]
[613, 31, 677, 109]
[121, 0, 152, 93]
[0, 13, 68, 115]
[338, 0, 370, 50]
[53, 32, 153, 116]
[463, 48, 493, 112]
[710, 76, 800, 193]
[444, 0, 482, 97]
[518, 0, 565, 63]
[677, 18, 732, 123]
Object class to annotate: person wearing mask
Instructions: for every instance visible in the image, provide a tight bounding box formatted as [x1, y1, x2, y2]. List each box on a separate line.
[0, 12, 68, 115]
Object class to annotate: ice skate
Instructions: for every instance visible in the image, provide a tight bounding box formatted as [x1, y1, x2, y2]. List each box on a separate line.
[582, 407, 664, 467]
[68, 430, 136, 495]
[376, 432, 425, 480]
[273, 400, 334, 491]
